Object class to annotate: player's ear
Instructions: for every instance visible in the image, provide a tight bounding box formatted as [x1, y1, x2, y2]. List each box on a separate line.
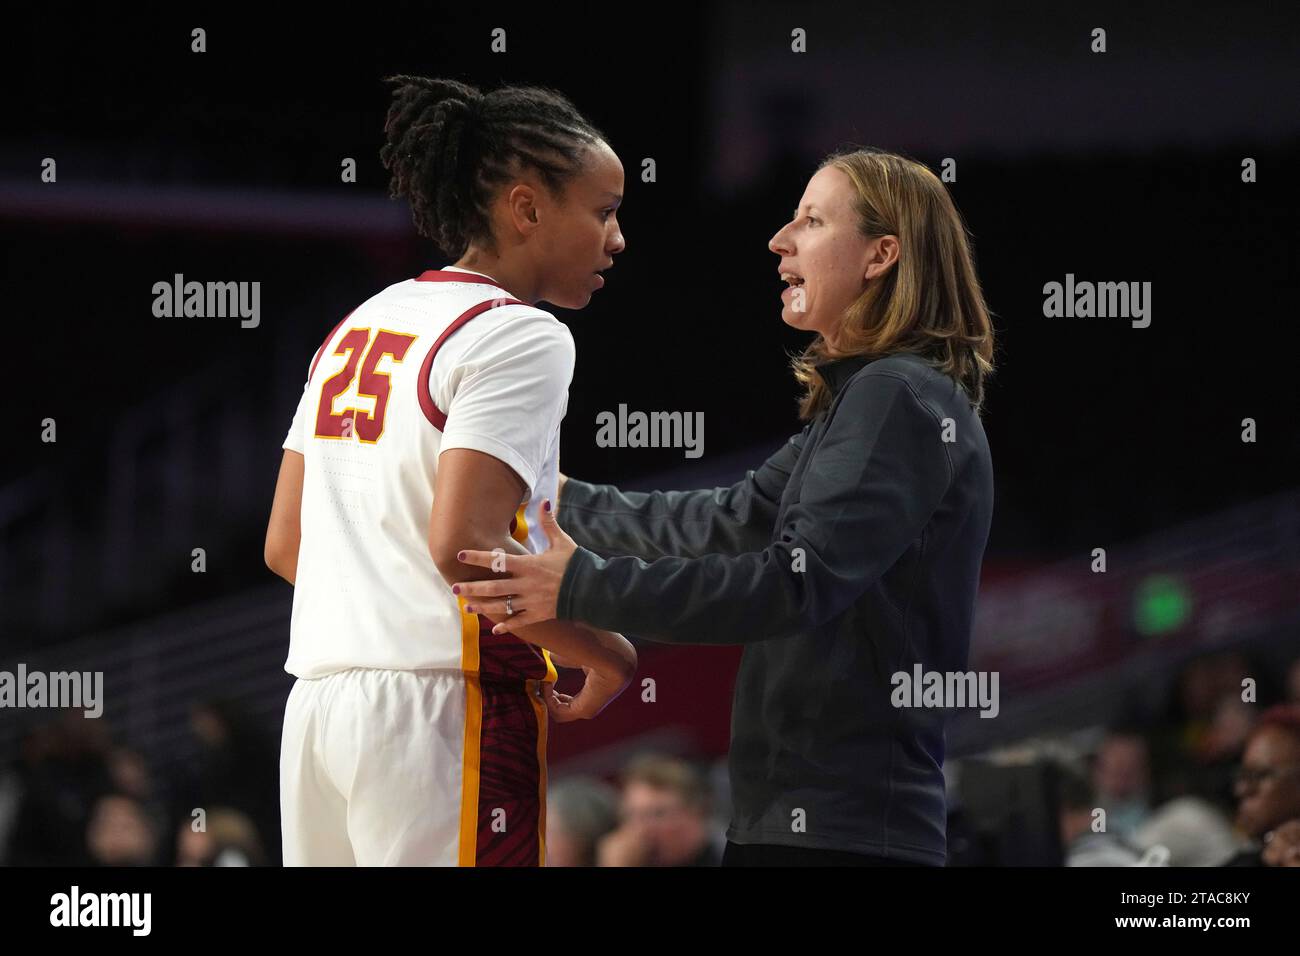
[507, 183, 540, 233]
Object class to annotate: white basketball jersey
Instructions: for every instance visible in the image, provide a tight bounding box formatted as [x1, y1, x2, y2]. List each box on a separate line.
[281, 267, 574, 682]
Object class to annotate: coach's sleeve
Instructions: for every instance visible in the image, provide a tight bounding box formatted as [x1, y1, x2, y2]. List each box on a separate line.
[555, 372, 953, 644]
[439, 315, 575, 498]
[560, 428, 808, 561]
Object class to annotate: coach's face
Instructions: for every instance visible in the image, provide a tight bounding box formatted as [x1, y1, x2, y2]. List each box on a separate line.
[769, 165, 897, 347]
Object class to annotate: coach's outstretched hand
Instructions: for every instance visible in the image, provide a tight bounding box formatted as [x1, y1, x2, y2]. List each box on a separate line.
[455, 499, 575, 633]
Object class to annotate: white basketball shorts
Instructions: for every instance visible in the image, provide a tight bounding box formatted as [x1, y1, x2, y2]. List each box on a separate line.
[279, 667, 550, 866]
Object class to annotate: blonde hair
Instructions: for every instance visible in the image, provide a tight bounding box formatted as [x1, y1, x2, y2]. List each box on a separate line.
[791, 148, 995, 420]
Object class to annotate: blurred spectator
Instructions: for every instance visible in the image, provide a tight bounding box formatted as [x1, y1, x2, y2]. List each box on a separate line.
[187, 699, 281, 863]
[105, 744, 182, 862]
[1132, 796, 1242, 866]
[597, 754, 723, 867]
[1057, 762, 1142, 866]
[1222, 704, 1300, 866]
[1260, 819, 1300, 867]
[1201, 697, 1256, 764]
[7, 714, 114, 865]
[1150, 652, 1256, 808]
[86, 792, 158, 866]
[545, 776, 620, 867]
[1092, 730, 1152, 838]
[108, 747, 152, 801]
[175, 807, 267, 866]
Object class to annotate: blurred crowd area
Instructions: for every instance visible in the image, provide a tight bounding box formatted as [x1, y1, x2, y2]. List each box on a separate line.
[1, 651, 1298, 867]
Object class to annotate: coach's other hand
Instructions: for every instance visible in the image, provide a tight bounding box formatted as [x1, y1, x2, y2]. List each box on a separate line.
[455, 499, 575, 632]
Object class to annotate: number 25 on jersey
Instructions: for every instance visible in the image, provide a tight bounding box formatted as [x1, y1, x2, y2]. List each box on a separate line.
[313, 328, 417, 443]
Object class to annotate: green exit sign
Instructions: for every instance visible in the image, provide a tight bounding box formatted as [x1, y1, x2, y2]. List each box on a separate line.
[1133, 574, 1193, 635]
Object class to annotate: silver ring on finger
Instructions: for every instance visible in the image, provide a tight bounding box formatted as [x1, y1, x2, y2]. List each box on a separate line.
[506, 595, 515, 617]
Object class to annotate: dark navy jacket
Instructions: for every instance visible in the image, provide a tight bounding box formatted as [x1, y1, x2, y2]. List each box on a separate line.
[556, 352, 994, 864]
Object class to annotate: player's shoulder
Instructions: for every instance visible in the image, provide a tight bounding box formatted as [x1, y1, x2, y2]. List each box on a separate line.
[472, 300, 573, 353]
[386, 271, 570, 356]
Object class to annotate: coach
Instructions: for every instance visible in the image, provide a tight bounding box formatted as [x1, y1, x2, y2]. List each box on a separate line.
[457, 147, 996, 866]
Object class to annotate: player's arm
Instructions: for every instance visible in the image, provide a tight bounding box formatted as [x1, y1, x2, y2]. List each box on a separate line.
[268, 339, 320, 587]
[265, 449, 305, 585]
[429, 448, 636, 708]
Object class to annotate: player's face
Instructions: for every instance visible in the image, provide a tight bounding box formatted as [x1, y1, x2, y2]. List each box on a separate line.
[769, 165, 891, 347]
[535, 141, 625, 310]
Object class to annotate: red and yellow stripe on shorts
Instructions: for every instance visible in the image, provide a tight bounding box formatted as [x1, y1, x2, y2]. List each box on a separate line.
[457, 502, 557, 866]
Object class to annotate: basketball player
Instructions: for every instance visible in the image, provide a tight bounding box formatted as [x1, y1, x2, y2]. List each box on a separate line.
[263, 76, 635, 866]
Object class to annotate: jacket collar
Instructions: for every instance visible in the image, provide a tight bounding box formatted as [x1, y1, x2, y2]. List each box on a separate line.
[816, 354, 875, 396]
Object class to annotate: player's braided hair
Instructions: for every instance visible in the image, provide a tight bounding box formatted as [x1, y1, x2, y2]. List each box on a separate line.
[380, 75, 608, 258]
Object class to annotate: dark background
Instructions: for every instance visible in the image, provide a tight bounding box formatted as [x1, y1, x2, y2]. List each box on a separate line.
[0, 1, 1297, 867]
[6, 4, 1297, 577]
